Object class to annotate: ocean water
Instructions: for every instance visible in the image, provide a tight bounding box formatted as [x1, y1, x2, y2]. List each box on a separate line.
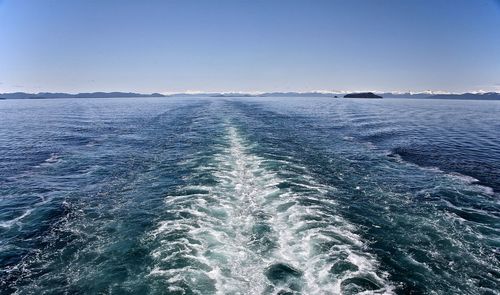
[0, 97, 499, 294]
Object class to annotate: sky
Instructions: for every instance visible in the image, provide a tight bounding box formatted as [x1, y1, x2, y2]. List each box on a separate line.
[0, 0, 499, 94]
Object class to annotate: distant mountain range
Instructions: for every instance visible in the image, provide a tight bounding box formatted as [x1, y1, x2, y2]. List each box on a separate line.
[425, 92, 500, 100]
[0, 92, 165, 99]
[1, 91, 499, 100]
[177, 92, 500, 100]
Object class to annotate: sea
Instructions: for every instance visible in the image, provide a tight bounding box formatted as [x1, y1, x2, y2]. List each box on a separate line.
[0, 97, 499, 294]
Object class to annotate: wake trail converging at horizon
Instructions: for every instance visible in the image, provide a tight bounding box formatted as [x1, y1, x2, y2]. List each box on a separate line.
[147, 124, 392, 294]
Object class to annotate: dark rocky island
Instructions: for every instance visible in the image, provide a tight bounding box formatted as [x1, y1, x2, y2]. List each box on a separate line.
[344, 92, 382, 98]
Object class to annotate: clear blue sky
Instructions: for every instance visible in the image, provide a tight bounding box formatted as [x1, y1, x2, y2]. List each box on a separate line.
[1, 0, 499, 94]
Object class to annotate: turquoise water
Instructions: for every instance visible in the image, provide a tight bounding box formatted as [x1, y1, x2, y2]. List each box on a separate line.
[0, 97, 499, 294]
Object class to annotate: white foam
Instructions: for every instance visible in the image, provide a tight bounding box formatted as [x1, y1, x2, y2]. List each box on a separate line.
[36, 153, 61, 167]
[0, 209, 33, 228]
[447, 172, 479, 184]
[147, 125, 394, 294]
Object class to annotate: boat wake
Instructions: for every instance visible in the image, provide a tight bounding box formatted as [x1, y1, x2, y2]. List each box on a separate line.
[146, 125, 392, 294]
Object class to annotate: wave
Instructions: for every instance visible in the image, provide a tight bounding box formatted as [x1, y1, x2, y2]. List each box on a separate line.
[387, 151, 496, 196]
[32, 153, 61, 168]
[0, 209, 34, 229]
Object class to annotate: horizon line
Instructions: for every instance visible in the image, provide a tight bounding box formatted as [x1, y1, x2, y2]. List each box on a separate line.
[2, 90, 499, 96]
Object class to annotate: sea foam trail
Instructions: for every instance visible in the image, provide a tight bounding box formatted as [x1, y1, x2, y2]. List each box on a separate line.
[147, 126, 392, 294]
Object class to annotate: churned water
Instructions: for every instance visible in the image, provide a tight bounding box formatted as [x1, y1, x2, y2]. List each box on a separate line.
[0, 97, 499, 294]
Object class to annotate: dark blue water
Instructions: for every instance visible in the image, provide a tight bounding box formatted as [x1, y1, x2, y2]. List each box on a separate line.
[0, 97, 499, 294]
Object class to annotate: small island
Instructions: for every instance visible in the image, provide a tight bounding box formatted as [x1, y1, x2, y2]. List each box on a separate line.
[344, 92, 382, 98]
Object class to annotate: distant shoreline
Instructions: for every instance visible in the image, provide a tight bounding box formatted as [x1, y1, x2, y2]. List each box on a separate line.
[1, 92, 499, 101]
[0, 92, 166, 100]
